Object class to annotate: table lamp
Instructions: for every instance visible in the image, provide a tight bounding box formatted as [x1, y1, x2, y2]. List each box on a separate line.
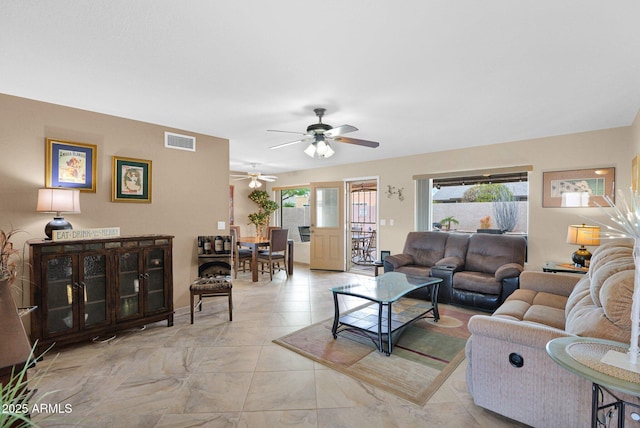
[566, 224, 600, 267]
[36, 188, 81, 239]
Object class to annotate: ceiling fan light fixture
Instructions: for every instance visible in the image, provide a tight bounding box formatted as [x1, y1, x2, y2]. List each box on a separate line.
[304, 143, 317, 157]
[316, 139, 329, 156]
[323, 144, 335, 158]
[303, 141, 335, 159]
[248, 177, 262, 188]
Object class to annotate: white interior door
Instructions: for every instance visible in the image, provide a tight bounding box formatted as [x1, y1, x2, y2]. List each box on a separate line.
[310, 181, 345, 271]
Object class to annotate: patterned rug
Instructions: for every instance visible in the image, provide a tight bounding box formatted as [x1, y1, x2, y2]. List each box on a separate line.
[273, 300, 477, 405]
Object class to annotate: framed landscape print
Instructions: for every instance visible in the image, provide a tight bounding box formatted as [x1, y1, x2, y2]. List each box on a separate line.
[45, 139, 97, 192]
[112, 156, 152, 203]
[542, 167, 615, 207]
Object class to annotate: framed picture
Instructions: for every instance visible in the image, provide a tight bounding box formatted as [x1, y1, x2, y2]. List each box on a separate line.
[380, 250, 391, 261]
[542, 167, 615, 207]
[45, 138, 97, 192]
[112, 156, 152, 203]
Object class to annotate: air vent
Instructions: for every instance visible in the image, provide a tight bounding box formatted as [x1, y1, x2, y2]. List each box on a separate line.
[164, 132, 196, 152]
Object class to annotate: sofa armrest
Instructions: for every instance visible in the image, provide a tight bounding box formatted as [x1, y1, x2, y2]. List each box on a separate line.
[495, 263, 523, 282]
[430, 265, 454, 304]
[435, 256, 465, 271]
[518, 271, 581, 297]
[468, 314, 574, 349]
[384, 253, 415, 269]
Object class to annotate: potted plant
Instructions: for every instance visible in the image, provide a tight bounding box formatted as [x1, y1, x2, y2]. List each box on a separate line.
[1, 228, 21, 285]
[247, 190, 279, 237]
[439, 216, 459, 231]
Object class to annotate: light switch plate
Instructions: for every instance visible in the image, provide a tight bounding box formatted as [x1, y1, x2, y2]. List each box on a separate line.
[217, 221, 225, 230]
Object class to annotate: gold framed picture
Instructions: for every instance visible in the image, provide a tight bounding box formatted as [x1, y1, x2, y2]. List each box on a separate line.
[112, 156, 152, 203]
[45, 138, 97, 192]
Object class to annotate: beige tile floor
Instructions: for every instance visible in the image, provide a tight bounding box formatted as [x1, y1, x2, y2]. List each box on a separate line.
[29, 266, 528, 427]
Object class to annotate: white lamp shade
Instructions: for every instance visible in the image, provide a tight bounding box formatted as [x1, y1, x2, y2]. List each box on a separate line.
[566, 224, 600, 246]
[304, 143, 316, 157]
[323, 144, 335, 158]
[36, 188, 81, 214]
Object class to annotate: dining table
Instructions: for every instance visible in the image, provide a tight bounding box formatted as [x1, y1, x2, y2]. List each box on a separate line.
[238, 236, 294, 282]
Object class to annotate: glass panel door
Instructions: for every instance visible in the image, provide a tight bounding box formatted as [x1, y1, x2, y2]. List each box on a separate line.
[310, 181, 345, 271]
[82, 253, 107, 326]
[45, 255, 75, 334]
[145, 247, 166, 312]
[118, 251, 141, 318]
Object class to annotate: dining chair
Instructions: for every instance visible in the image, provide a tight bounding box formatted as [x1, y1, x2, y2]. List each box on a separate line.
[363, 229, 377, 263]
[257, 228, 289, 280]
[230, 227, 252, 278]
[298, 226, 311, 242]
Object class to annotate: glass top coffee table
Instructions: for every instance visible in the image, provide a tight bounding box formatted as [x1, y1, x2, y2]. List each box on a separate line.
[330, 272, 442, 356]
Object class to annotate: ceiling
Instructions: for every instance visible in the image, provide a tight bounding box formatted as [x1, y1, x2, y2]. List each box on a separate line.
[2, 1, 639, 176]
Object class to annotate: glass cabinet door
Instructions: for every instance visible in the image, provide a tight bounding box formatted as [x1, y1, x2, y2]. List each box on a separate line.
[44, 255, 75, 334]
[81, 253, 108, 326]
[118, 251, 141, 318]
[145, 247, 166, 312]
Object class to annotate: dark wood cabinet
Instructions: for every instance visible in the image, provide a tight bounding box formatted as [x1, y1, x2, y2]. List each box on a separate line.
[29, 235, 174, 353]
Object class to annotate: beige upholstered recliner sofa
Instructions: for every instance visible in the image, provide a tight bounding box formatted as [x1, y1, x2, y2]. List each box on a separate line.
[465, 238, 638, 427]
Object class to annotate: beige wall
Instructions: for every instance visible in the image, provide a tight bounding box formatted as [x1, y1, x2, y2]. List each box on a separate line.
[270, 124, 637, 270]
[0, 94, 230, 310]
[633, 110, 640, 154]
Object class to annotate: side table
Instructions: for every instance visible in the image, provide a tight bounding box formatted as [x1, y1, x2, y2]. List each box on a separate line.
[547, 336, 640, 427]
[543, 261, 588, 274]
[373, 260, 384, 277]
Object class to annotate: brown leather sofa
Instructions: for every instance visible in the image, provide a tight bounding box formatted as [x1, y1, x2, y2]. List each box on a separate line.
[383, 231, 527, 311]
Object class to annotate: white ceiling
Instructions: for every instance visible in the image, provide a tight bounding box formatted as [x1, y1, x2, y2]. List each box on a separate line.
[2, 1, 639, 175]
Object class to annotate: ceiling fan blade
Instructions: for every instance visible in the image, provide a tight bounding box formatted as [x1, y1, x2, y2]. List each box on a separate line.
[325, 124, 358, 137]
[232, 177, 250, 181]
[267, 129, 307, 135]
[230, 174, 249, 177]
[261, 178, 277, 182]
[260, 175, 278, 180]
[332, 136, 380, 148]
[269, 137, 312, 150]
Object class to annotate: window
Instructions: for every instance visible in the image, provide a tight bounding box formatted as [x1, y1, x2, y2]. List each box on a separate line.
[279, 187, 310, 242]
[415, 167, 531, 234]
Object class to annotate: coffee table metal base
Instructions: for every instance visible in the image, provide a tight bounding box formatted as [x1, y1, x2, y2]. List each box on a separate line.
[331, 284, 439, 356]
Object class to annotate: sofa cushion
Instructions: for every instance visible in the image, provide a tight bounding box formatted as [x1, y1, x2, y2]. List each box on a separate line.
[600, 269, 635, 329]
[493, 289, 567, 330]
[443, 233, 470, 260]
[453, 271, 501, 295]
[589, 251, 635, 307]
[402, 231, 449, 267]
[464, 234, 527, 274]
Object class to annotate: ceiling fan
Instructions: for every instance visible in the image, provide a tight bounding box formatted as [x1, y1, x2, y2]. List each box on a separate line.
[230, 164, 277, 188]
[268, 108, 380, 158]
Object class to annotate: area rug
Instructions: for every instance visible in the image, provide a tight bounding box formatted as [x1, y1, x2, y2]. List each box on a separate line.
[273, 300, 478, 406]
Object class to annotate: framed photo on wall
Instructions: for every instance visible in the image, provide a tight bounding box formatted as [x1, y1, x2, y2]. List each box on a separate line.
[112, 156, 152, 203]
[45, 138, 97, 192]
[542, 167, 615, 207]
